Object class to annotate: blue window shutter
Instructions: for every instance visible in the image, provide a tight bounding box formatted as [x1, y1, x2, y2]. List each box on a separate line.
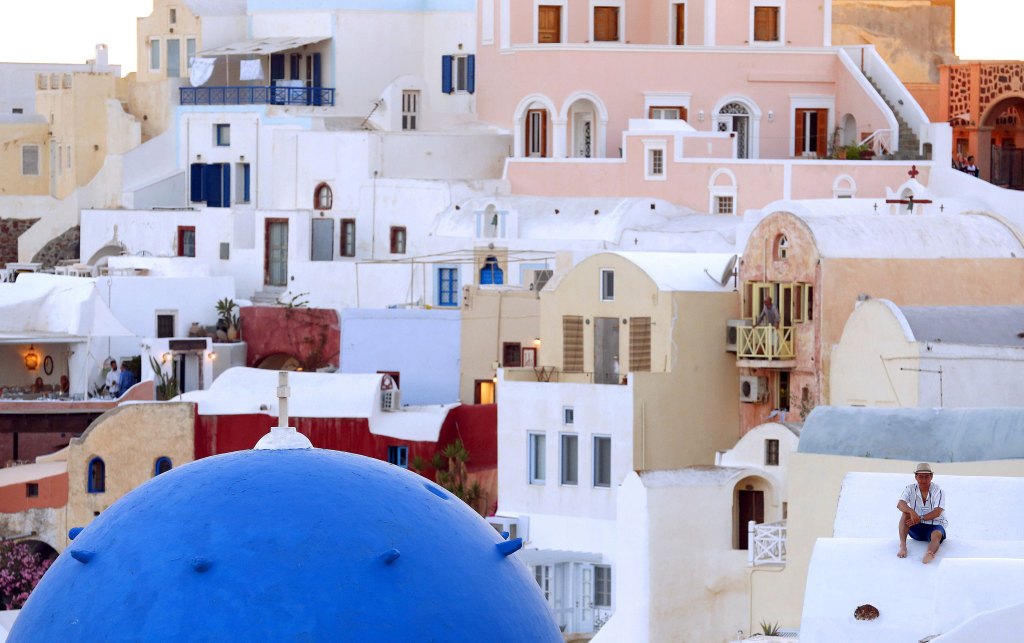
[467, 55, 475, 94]
[190, 163, 205, 202]
[441, 55, 453, 94]
[312, 53, 322, 106]
[221, 163, 231, 207]
[204, 164, 222, 207]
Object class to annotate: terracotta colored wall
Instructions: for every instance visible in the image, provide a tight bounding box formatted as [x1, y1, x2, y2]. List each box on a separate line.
[0, 473, 67, 512]
[240, 307, 341, 370]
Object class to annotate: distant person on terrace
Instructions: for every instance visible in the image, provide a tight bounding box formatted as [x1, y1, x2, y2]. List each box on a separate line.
[897, 463, 947, 564]
[755, 296, 779, 327]
[117, 360, 136, 396]
[104, 360, 119, 397]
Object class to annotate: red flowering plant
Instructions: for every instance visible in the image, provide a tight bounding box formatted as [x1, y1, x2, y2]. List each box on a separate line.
[0, 542, 54, 609]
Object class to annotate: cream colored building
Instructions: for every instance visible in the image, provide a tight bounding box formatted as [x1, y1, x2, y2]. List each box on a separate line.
[831, 299, 1024, 408]
[750, 406, 1024, 633]
[65, 402, 195, 549]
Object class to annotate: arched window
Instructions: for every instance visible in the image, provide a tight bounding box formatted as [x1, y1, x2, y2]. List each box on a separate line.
[774, 234, 788, 260]
[88, 457, 105, 493]
[314, 183, 333, 210]
[154, 457, 172, 476]
[480, 256, 504, 285]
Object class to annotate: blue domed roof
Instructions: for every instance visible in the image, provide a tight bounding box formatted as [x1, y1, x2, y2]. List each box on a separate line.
[11, 448, 560, 641]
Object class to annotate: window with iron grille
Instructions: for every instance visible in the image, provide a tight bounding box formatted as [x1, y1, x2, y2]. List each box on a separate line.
[716, 195, 734, 215]
[402, 90, 419, 130]
[562, 315, 584, 372]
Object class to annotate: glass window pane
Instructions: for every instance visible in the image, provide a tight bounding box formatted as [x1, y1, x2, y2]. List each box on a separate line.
[561, 434, 578, 485]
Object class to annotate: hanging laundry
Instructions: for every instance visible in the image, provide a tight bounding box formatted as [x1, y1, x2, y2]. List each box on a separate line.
[240, 59, 264, 81]
[190, 57, 216, 87]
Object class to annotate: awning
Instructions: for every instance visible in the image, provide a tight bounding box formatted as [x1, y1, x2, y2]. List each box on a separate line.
[199, 36, 328, 57]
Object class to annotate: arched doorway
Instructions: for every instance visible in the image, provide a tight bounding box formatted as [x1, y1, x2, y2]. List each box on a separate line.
[566, 98, 599, 158]
[479, 256, 504, 285]
[980, 95, 1024, 188]
[841, 113, 858, 146]
[718, 102, 751, 159]
[733, 475, 775, 550]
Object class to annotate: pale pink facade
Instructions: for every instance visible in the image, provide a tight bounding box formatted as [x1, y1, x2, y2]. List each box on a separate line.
[476, 0, 932, 213]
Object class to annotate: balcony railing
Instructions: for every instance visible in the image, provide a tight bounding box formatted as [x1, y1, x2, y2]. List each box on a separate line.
[180, 86, 335, 107]
[737, 325, 794, 361]
[748, 520, 787, 566]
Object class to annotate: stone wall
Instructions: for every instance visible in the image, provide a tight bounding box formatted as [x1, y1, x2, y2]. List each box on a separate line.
[30, 225, 79, 268]
[832, 0, 957, 84]
[0, 218, 39, 267]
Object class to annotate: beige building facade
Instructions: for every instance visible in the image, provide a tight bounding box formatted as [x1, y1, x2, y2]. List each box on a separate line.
[65, 402, 195, 549]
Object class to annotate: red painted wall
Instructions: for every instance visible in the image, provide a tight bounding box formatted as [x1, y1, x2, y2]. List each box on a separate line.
[0, 473, 67, 512]
[239, 307, 340, 370]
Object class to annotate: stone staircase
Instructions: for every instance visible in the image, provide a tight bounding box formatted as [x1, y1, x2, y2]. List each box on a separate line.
[864, 76, 928, 161]
[250, 287, 285, 306]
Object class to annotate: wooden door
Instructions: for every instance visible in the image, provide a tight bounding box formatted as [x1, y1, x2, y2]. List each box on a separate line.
[594, 317, 619, 384]
[538, 5, 561, 43]
[264, 219, 289, 286]
[594, 6, 619, 42]
[737, 489, 765, 549]
[795, 108, 828, 157]
[674, 3, 685, 45]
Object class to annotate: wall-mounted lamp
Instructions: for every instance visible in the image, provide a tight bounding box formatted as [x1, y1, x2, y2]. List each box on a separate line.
[698, 110, 705, 122]
[533, 337, 541, 347]
[239, 155, 245, 162]
[196, 154, 202, 161]
[207, 352, 216, 361]
[767, 110, 774, 122]
[24, 345, 39, 371]
[161, 352, 172, 364]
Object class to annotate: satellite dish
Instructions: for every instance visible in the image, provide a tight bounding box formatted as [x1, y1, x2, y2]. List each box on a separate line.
[705, 255, 739, 287]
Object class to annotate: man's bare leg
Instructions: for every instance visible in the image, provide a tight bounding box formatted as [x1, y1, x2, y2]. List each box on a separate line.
[923, 531, 942, 564]
[897, 515, 909, 558]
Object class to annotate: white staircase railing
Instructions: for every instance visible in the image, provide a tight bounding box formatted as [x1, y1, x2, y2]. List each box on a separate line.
[861, 129, 894, 156]
[748, 520, 787, 566]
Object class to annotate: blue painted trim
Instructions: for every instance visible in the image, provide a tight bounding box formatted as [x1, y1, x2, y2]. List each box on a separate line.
[154, 457, 173, 477]
[70, 549, 95, 564]
[435, 264, 460, 307]
[496, 538, 523, 557]
[87, 457, 105, 494]
[68, 527, 83, 541]
[180, 86, 335, 107]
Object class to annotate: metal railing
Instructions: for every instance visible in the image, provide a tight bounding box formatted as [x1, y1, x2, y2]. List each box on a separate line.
[748, 520, 787, 566]
[179, 86, 335, 107]
[737, 325, 794, 360]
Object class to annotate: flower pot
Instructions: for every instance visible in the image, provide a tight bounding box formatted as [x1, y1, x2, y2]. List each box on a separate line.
[227, 323, 239, 341]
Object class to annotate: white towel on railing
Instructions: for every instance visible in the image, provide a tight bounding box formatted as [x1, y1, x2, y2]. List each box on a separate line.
[190, 57, 215, 87]
[239, 59, 263, 81]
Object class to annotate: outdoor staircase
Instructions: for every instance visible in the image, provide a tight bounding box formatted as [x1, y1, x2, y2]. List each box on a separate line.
[865, 76, 929, 161]
[250, 287, 285, 306]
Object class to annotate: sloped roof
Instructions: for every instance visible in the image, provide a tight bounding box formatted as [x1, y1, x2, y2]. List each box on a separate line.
[799, 406, 1024, 462]
[796, 212, 1023, 259]
[183, 0, 246, 16]
[609, 252, 737, 293]
[0, 274, 133, 339]
[897, 304, 1024, 346]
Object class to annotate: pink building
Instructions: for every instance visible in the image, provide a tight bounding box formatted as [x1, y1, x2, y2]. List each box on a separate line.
[476, 0, 944, 213]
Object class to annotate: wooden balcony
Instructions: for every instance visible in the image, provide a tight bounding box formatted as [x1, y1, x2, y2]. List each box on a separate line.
[737, 325, 796, 367]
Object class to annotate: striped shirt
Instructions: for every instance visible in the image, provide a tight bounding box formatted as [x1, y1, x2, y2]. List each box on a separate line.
[900, 482, 947, 527]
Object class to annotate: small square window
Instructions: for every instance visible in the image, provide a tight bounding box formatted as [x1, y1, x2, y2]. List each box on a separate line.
[177, 226, 196, 257]
[215, 124, 230, 146]
[753, 5, 780, 42]
[715, 195, 734, 215]
[563, 407, 574, 425]
[765, 439, 780, 466]
[156, 313, 176, 338]
[600, 269, 614, 301]
[387, 445, 408, 468]
[11, 108, 23, 114]
[25, 483, 38, 498]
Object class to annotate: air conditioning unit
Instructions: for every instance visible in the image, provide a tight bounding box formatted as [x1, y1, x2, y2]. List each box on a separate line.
[739, 375, 768, 403]
[530, 269, 553, 296]
[726, 319, 747, 352]
[381, 389, 401, 412]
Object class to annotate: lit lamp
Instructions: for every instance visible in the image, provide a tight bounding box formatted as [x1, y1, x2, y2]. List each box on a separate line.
[24, 345, 40, 371]
[533, 337, 541, 347]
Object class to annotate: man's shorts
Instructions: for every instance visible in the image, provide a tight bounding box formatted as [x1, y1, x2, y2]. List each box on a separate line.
[909, 523, 946, 542]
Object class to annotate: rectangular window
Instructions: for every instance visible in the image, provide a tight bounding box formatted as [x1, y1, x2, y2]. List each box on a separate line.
[560, 434, 578, 485]
[647, 147, 664, 178]
[594, 565, 612, 607]
[593, 436, 611, 487]
[795, 108, 828, 157]
[528, 433, 546, 484]
[67, 144, 72, 169]
[186, 39, 196, 70]
[390, 226, 407, 254]
[57, 146, 62, 176]
[387, 445, 409, 468]
[215, 124, 230, 146]
[340, 219, 356, 257]
[22, 145, 39, 175]
[156, 313, 176, 338]
[235, 163, 250, 204]
[290, 53, 301, 80]
[715, 195, 735, 215]
[754, 6, 780, 42]
[177, 226, 196, 257]
[437, 266, 460, 307]
[563, 407, 574, 425]
[167, 39, 181, 78]
[454, 55, 468, 91]
[562, 315, 584, 372]
[526, 109, 548, 157]
[538, 5, 562, 43]
[150, 39, 161, 70]
[220, 242, 230, 260]
[503, 342, 522, 367]
[441, 54, 475, 94]
[169, 7, 177, 24]
[674, 3, 686, 45]
[25, 483, 38, 498]
[629, 317, 651, 371]
[649, 106, 685, 120]
[765, 439, 780, 466]
[594, 6, 620, 42]
[534, 565, 552, 601]
[600, 269, 614, 301]
[402, 91, 419, 131]
[311, 218, 335, 261]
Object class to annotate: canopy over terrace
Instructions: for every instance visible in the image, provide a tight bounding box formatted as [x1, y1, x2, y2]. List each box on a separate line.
[184, 37, 334, 106]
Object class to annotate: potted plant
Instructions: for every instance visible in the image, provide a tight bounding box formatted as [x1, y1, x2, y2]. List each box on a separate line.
[214, 298, 238, 342]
